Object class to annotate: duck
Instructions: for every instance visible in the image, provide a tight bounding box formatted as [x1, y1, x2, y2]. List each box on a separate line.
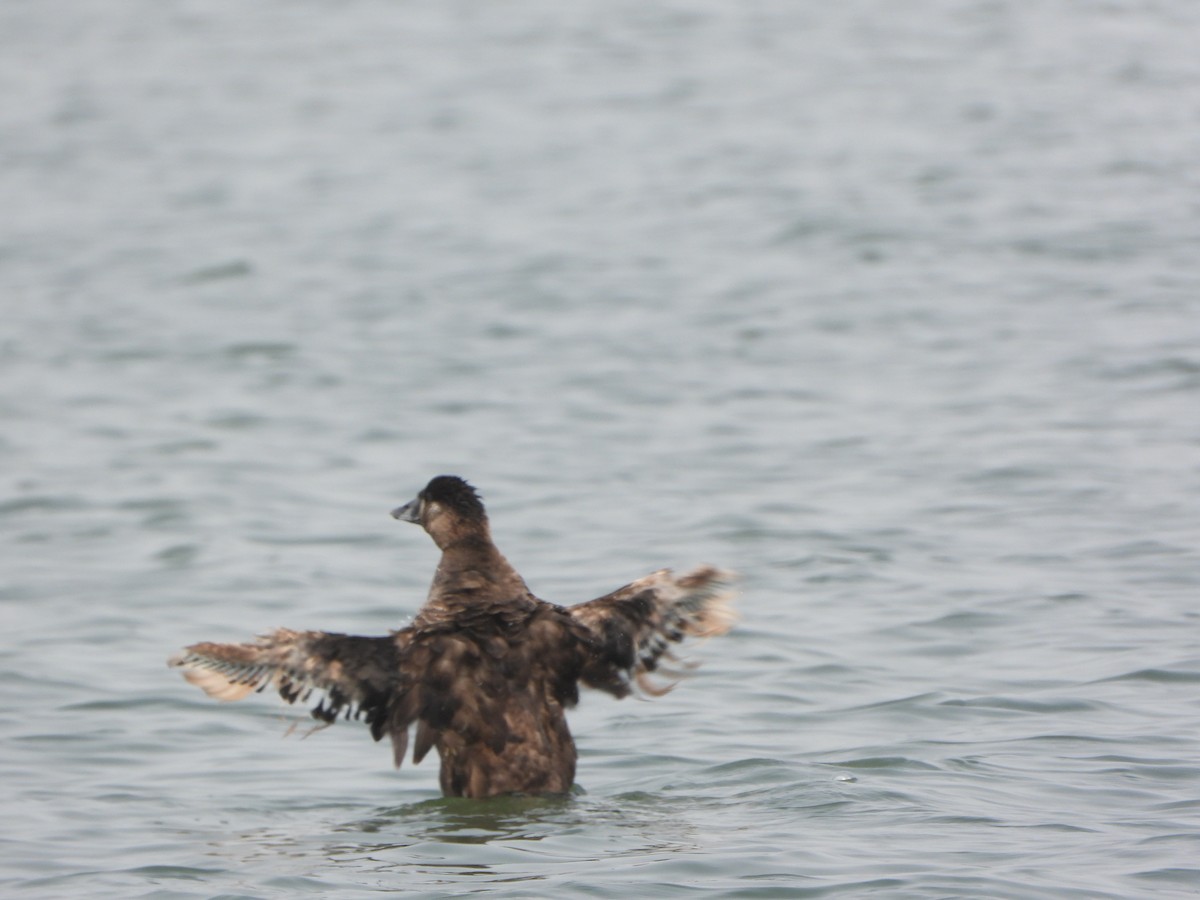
[169, 475, 736, 799]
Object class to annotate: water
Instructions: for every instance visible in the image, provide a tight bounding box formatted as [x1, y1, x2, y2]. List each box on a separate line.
[3, 1, 1199, 896]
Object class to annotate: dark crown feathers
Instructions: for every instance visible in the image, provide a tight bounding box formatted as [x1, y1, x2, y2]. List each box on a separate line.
[422, 475, 487, 519]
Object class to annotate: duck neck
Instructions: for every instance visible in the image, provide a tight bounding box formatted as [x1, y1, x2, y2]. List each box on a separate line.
[429, 530, 524, 597]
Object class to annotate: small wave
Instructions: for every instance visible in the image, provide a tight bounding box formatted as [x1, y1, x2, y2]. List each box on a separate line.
[1129, 867, 1200, 885]
[0, 495, 85, 516]
[1092, 668, 1200, 685]
[824, 756, 941, 772]
[939, 696, 1104, 714]
[182, 259, 254, 283]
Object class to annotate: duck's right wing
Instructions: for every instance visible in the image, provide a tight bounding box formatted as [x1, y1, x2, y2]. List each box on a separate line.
[169, 628, 416, 762]
[568, 565, 737, 697]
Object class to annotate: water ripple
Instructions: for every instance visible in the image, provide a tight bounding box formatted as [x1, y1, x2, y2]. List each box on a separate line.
[4, 0, 1200, 897]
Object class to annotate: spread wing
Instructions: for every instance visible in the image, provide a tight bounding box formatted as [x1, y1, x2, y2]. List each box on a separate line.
[568, 565, 736, 697]
[169, 628, 412, 760]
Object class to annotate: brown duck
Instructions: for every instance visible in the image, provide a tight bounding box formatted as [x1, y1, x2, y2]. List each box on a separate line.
[170, 476, 736, 798]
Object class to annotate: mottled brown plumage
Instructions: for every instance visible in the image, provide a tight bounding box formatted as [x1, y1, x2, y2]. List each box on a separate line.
[170, 476, 736, 799]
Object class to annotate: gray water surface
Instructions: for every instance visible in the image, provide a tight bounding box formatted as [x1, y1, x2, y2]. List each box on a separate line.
[3, 2, 1200, 897]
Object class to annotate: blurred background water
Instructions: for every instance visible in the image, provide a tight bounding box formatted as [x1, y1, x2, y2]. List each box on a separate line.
[3, 1, 1199, 897]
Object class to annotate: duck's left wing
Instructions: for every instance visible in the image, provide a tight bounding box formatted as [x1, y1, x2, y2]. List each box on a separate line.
[568, 565, 736, 697]
[169, 628, 408, 746]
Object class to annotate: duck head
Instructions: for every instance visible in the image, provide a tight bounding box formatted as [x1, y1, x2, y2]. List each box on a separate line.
[392, 475, 489, 549]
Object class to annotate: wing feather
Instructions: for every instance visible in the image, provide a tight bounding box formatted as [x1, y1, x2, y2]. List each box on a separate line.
[569, 565, 736, 696]
[169, 628, 410, 751]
